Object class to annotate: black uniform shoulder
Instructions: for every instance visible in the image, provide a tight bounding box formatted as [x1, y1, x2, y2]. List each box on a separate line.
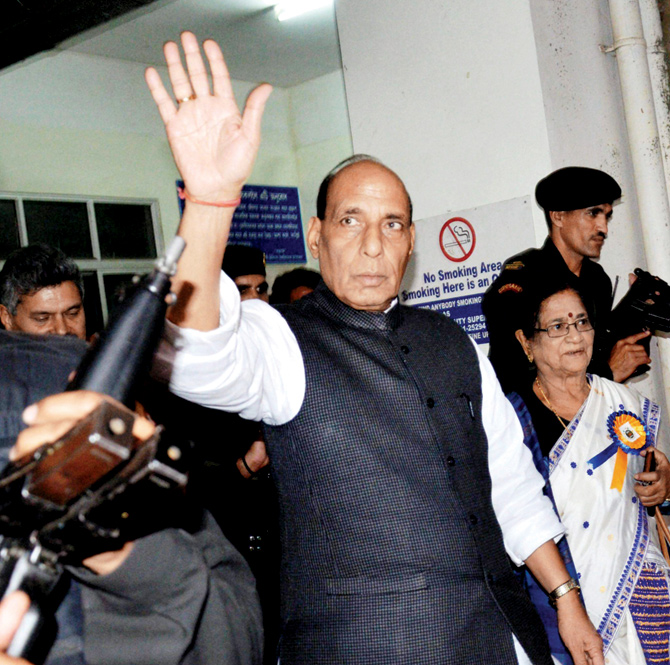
[501, 245, 545, 268]
[497, 246, 546, 279]
[0, 329, 86, 365]
[0, 331, 87, 447]
[0, 331, 86, 396]
[483, 246, 544, 305]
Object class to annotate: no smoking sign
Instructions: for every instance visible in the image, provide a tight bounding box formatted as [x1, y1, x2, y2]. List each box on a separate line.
[439, 217, 476, 262]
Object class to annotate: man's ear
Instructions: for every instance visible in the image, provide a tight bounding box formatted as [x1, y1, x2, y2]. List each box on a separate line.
[408, 223, 416, 256]
[0, 305, 14, 331]
[549, 210, 564, 229]
[307, 216, 322, 260]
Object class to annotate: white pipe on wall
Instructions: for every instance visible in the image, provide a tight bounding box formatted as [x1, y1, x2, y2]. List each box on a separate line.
[607, 0, 670, 411]
[639, 0, 670, 204]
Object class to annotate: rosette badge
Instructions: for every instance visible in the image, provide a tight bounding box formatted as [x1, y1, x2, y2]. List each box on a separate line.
[588, 410, 651, 492]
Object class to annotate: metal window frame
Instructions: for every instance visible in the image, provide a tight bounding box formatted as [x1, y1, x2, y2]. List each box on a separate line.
[0, 191, 164, 322]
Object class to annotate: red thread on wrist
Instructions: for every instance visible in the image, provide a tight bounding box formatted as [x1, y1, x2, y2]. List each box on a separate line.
[178, 186, 241, 208]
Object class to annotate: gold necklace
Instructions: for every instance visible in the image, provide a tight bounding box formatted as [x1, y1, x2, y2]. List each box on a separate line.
[535, 377, 569, 429]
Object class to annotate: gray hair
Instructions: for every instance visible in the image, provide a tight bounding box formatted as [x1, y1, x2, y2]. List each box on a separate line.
[315, 154, 413, 221]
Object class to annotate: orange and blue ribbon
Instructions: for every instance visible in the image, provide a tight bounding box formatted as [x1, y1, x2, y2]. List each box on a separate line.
[588, 410, 650, 492]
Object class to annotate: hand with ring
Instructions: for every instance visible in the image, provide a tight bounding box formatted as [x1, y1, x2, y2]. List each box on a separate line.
[144, 31, 272, 205]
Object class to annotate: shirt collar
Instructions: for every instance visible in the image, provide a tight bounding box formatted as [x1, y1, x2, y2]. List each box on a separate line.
[310, 280, 402, 331]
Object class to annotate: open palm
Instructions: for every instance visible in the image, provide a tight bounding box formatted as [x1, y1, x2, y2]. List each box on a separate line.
[145, 32, 272, 201]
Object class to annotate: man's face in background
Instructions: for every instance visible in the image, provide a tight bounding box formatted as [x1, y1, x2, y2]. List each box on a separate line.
[234, 274, 270, 303]
[0, 280, 86, 339]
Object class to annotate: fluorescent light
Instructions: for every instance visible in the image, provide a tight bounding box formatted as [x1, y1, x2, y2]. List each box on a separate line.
[274, 0, 333, 22]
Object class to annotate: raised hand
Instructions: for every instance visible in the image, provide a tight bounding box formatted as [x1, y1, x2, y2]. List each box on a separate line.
[145, 32, 272, 202]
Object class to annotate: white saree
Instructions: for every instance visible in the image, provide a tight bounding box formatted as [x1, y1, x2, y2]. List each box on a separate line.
[548, 374, 666, 664]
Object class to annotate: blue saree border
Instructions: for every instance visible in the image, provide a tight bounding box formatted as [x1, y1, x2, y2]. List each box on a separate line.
[547, 402, 586, 476]
[597, 499, 648, 653]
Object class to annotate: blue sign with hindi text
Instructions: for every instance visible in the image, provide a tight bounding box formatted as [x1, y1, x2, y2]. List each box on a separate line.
[177, 182, 306, 264]
[232, 185, 306, 263]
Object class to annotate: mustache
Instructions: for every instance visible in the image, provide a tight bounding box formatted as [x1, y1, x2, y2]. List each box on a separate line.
[593, 231, 607, 240]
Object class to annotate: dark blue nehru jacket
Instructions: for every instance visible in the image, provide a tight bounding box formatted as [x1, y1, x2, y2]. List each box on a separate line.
[268, 283, 552, 665]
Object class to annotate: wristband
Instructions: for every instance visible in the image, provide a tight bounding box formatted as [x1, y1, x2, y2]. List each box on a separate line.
[178, 186, 241, 208]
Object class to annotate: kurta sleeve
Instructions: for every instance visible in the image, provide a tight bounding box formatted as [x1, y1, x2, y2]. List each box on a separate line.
[152, 271, 305, 426]
[473, 341, 565, 565]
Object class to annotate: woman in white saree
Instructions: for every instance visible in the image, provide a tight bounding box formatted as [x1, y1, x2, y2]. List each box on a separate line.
[509, 281, 670, 665]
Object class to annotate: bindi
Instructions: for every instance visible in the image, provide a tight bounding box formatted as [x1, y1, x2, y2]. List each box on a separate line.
[568, 312, 573, 318]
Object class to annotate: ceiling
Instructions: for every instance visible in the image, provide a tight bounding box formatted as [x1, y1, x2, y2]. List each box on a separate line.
[2, 0, 162, 72]
[59, 0, 343, 87]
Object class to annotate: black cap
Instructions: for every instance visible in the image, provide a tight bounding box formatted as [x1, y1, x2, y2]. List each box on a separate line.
[535, 167, 622, 212]
[222, 245, 266, 279]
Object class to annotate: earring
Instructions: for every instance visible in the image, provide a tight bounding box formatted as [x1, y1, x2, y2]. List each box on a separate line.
[526, 351, 534, 363]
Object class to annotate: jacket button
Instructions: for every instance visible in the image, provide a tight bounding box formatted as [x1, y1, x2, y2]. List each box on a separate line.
[469, 514, 478, 525]
[400, 345, 410, 354]
[426, 398, 435, 408]
[446, 456, 455, 466]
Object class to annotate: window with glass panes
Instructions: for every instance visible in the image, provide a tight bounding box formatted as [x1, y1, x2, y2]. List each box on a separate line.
[0, 194, 163, 337]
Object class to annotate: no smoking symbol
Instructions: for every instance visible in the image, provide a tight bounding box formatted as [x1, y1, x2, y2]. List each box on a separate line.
[439, 217, 475, 262]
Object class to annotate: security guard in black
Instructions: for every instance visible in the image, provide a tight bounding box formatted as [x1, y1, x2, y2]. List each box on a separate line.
[483, 166, 650, 393]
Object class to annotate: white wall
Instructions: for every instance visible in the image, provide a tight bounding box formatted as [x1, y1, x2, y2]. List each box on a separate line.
[530, 0, 646, 282]
[289, 71, 352, 221]
[0, 49, 352, 282]
[336, 0, 552, 231]
[336, 0, 648, 275]
[285, 69, 354, 272]
[0, 51, 297, 241]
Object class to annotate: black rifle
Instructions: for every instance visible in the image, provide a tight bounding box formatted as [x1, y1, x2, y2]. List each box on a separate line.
[609, 268, 670, 378]
[0, 237, 188, 663]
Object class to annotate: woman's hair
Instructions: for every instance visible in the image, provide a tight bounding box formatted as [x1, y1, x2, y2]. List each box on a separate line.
[517, 279, 596, 340]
